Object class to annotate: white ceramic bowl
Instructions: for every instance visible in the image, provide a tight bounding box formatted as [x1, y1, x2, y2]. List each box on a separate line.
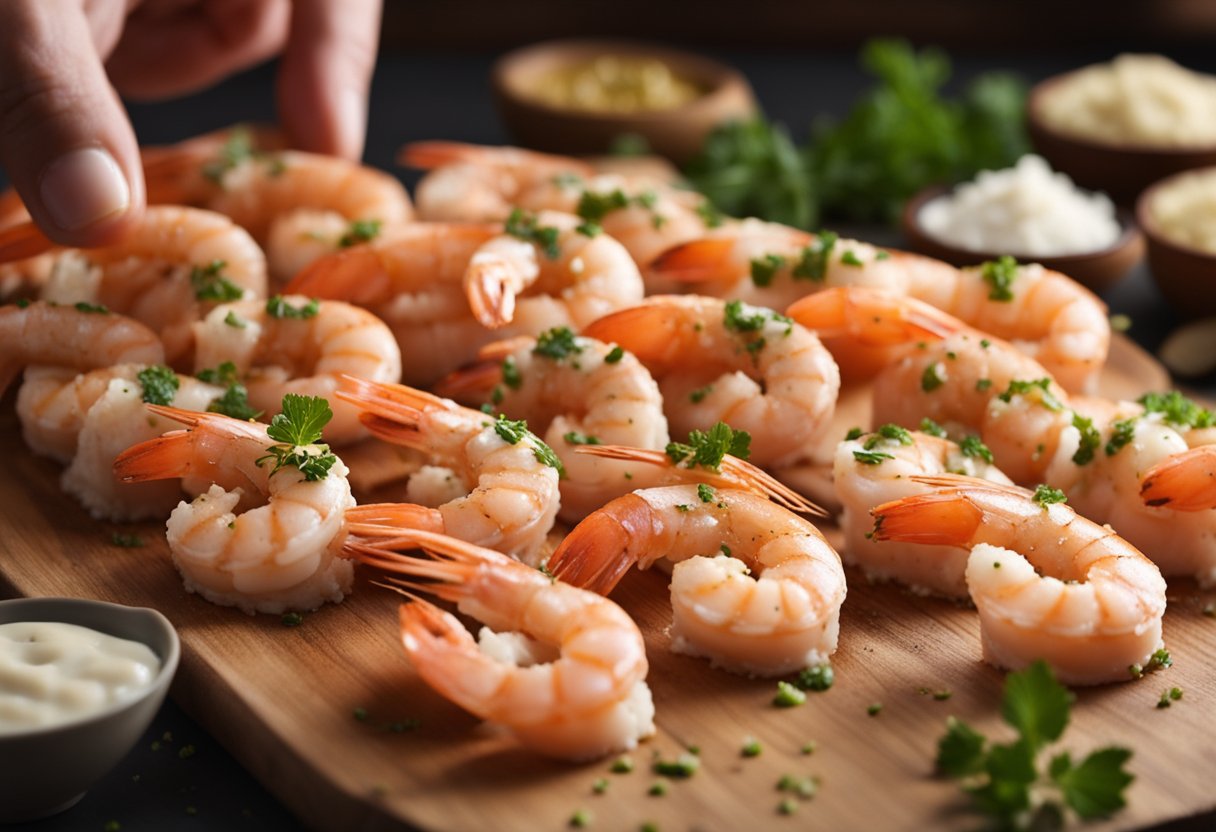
[0, 597, 180, 823]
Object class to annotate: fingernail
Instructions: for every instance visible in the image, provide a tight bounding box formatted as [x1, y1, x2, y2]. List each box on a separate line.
[39, 147, 131, 231]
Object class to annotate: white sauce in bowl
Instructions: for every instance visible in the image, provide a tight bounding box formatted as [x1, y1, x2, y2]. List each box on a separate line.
[0, 621, 161, 732]
[920, 155, 1121, 257]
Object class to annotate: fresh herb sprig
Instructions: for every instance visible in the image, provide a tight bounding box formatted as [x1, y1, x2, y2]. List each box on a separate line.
[255, 394, 337, 481]
[665, 422, 751, 471]
[936, 661, 1133, 826]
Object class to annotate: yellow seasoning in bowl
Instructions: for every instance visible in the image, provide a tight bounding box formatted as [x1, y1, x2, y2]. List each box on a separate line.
[529, 55, 703, 113]
[0, 621, 161, 733]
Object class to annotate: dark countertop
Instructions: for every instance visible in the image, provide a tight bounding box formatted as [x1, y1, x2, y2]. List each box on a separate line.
[8, 45, 1214, 832]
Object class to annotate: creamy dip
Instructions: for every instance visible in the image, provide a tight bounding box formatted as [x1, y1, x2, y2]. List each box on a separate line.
[0, 621, 160, 732]
[529, 56, 702, 113]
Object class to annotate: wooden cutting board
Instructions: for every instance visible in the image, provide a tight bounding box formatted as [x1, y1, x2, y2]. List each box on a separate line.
[2, 335, 1213, 832]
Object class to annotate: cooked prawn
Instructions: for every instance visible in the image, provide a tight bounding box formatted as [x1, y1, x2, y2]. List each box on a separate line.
[337, 376, 562, 565]
[0, 301, 164, 395]
[463, 211, 645, 332]
[583, 295, 840, 469]
[1141, 444, 1216, 511]
[871, 474, 1166, 685]
[284, 223, 503, 387]
[656, 223, 1109, 391]
[192, 296, 401, 445]
[346, 528, 654, 760]
[434, 329, 669, 522]
[548, 484, 845, 676]
[833, 426, 1014, 599]
[0, 207, 268, 367]
[112, 405, 355, 614]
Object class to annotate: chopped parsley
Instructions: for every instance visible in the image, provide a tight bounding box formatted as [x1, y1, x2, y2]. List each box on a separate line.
[196, 361, 240, 386]
[665, 422, 751, 470]
[792, 231, 837, 281]
[603, 346, 625, 364]
[959, 435, 994, 464]
[1105, 418, 1137, 457]
[652, 753, 700, 778]
[281, 612, 304, 627]
[975, 378, 992, 392]
[563, 431, 600, 446]
[867, 703, 883, 717]
[501, 356, 523, 389]
[689, 384, 714, 404]
[979, 255, 1018, 302]
[137, 365, 179, 406]
[265, 295, 319, 319]
[845, 426, 865, 441]
[74, 301, 109, 314]
[1138, 391, 1215, 429]
[741, 738, 763, 758]
[110, 533, 145, 548]
[696, 199, 725, 228]
[794, 663, 834, 692]
[865, 423, 913, 449]
[854, 449, 894, 465]
[998, 378, 1063, 412]
[697, 483, 715, 503]
[840, 249, 864, 266]
[750, 253, 786, 287]
[255, 394, 337, 481]
[723, 299, 769, 332]
[190, 260, 243, 302]
[201, 126, 256, 183]
[1157, 687, 1183, 709]
[936, 660, 1132, 824]
[574, 220, 602, 238]
[1033, 484, 1067, 508]
[774, 681, 807, 707]
[921, 362, 945, 392]
[223, 310, 246, 328]
[610, 756, 634, 774]
[504, 208, 561, 259]
[533, 327, 583, 360]
[207, 383, 261, 421]
[1070, 414, 1101, 466]
[576, 188, 630, 222]
[338, 219, 382, 248]
[919, 417, 947, 438]
[492, 415, 564, 476]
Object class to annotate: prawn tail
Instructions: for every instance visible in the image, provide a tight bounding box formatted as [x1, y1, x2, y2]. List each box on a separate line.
[581, 304, 675, 362]
[345, 503, 445, 536]
[1140, 446, 1216, 511]
[648, 238, 736, 283]
[432, 360, 506, 402]
[716, 457, 828, 517]
[337, 376, 444, 442]
[869, 490, 985, 546]
[112, 430, 194, 483]
[464, 258, 520, 328]
[548, 495, 651, 594]
[283, 247, 384, 301]
[0, 220, 54, 264]
[786, 286, 962, 345]
[397, 140, 480, 170]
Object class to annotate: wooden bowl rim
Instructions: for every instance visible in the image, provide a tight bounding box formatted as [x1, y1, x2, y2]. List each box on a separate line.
[902, 183, 1144, 267]
[1136, 165, 1216, 260]
[1028, 70, 1216, 158]
[493, 39, 752, 124]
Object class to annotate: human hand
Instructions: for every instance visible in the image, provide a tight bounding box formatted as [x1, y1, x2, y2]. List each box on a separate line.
[0, 0, 383, 247]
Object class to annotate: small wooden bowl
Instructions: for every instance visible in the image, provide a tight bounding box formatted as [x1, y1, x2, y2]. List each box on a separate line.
[1027, 71, 1216, 206]
[901, 185, 1145, 294]
[492, 40, 757, 164]
[1137, 166, 1216, 320]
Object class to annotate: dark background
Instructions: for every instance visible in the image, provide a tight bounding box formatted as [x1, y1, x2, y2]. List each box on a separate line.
[8, 4, 1216, 831]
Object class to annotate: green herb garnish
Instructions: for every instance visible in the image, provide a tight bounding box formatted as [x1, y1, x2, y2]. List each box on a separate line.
[774, 681, 807, 708]
[191, 260, 243, 302]
[960, 435, 994, 464]
[255, 394, 336, 481]
[665, 422, 751, 470]
[603, 346, 625, 364]
[265, 295, 319, 319]
[794, 663, 834, 692]
[1033, 484, 1067, 507]
[137, 365, 179, 406]
[750, 253, 786, 287]
[652, 753, 700, 778]
[504, 208, 560, 259]
[792, 231, 838, 281]
[980, 255, 1018, 302]
[533, 327, 583, 360]
[563, 431, 600, 446]
[853, 449, 894, 465]
[110, 533, 145, 548]
[921, 362, 945, 392]
[338, 219, 382, 248]
[998, 378, 1063, 412]
[919, 417, 947, 438]
[1071, 414, 1101, 466]
[1138, 391, 1215, 429]
[1105, 418, 1137, 457]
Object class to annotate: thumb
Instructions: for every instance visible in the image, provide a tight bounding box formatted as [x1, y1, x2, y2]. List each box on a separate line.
[0, 0, 143, 247]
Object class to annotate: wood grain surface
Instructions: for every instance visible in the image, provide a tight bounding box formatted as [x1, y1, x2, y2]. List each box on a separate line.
[2, 335, 1212, 832]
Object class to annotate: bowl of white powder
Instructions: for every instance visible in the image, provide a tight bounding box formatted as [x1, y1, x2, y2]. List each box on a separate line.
[902, 155, 1144, 292]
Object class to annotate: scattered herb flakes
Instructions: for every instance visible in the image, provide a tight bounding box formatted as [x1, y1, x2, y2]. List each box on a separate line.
[777, 798, 798, 815]
[1032, 484, 1067, 508]
[998, 378, 1063, 412]
[505, 208, 561, 259]
[1070, 414, 1101, 466]
[853, 449, 894, 465]
[800, 741, 817, 755]
[689, 383, 715, 404]
[750, 253, 786, 287]
[575, 220, 602, 238]
[74, 301, 110, 314]
[592, 777, 609, 794]
[979, 255, 1018, 301]
[845, 426, 864, 441]
[652, 753, 700, 778]
[207, 383, 262, 421]
[794, 663, 834, 692]
[1157, 687, 1183, 709]
[136, 365, 180, 406]
[338, 219, 382, 248]
[1138, 391, 1215, 429]
[933, 690, 953, 702]
[178, 744, 196, 759]
[265, 295, 320, 320]
[742, 738, 763, 758]
[936, 661, 1133, 824]
[563, 431, 601, 446]
[840, 249, 864, 267]
[921, 362, 945, 392]
[604, 345, 625, 364]
[697, 483, 715, 503]
[774, 681, 807, 708]
[501, 356, 523, 389]
[104, 821, 121, 831]
[665, 422, 751, 470]
[864, 423, 913, 448]
[110, 533, 145, 548]
[569, 808, 592, 828]
[648, 780, 668, 797]
[959, 435, 994, 464]
[792, 231, 838, 281]
[867, 703, 883, 717]
[1105, 418, 1137, 457]
[610, 755, 635, 774]
[191, 259, 243, 302]
[534, 326, 583, 360]
[201, 126, 256, 182]
[353, 707, 369, 722]
[224, 310, 247, 328]
[281, 612, 304, 627]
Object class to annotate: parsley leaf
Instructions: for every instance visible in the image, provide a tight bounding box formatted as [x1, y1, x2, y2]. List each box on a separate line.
[1105, 418, 1137, 457]
[1053, 748, 1134, 819]
[998, 378, 1063, 412]
[266, 394, 331, 446]
[665, 422, 751, 471]
[504, 208, 561, 259]
[1032, 484, 1068, 508]
[533, 327, 583, 360]
[791, 231, 837, 281]
[191, 260, 243, 302]
[338, 219, 382, 248]
[266, 295, 319, 319]
[979, 255, 1018, 302]
[936, 716, 987, 777]
[1071, 413, 1101, 466]
[1001, 660, 1072, 751]
[207, 384, 262, 421]
[959, 435, 994, 464]
[919, 417, 947, 438]
[136, 365, 179, 406]
[1138, 391, 1215, 429]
